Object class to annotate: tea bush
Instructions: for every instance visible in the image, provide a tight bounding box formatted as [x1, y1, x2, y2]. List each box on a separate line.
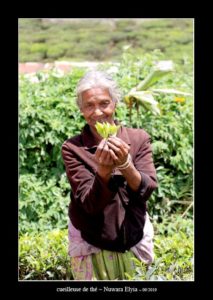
[19, 229, 73, 280]
[19, 18, 193, 65]
[130, 214, 194, 281]
[19, 214, 193, 280]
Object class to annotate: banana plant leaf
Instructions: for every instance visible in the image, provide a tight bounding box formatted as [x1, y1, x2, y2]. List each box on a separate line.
[124, 90, 161, 115]
[151, 88, 192, 96]
[136, 61, 174, 91]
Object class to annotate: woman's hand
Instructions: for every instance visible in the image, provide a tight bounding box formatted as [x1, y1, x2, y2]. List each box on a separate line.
[107, 136, 142, 191]
[95, 138, 115, 181]
[107, 136, 130, 167]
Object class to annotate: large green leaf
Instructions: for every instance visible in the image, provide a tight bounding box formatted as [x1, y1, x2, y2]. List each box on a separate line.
[124, 90, 161, 115]
[151, 88, 192, 96]
[136, 61, 174, 91]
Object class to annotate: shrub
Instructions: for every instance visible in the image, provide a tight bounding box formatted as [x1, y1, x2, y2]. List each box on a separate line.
[19, 68, 85, 179]
[46, 46, 66, 60]
[19, 215, 193, 280]
[108, 51, 193, 216]
[19, 19, 193, 63]
[30, 43, 47, 59]
[127, 215, 193, 281]
[19, 174, 70, 234]
[19, 229, 73, 280]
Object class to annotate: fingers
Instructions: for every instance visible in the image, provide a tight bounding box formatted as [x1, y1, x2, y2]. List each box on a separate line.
[108, 137, 129, 151]
[107, 136, 129, 157]
[95, 139, 114, 166]
[99, 144, 109, 163]
[95, 138, 107, 159]
[109, 149, 119, 164]
[107, 141, 123, 156]
[95, 136, 130, 167]
[104, 151, 114, 165]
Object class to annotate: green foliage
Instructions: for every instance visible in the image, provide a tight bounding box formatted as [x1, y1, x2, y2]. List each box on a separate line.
[19, 68, 85, 180]
[19, 215, 193, 280]
[46, 46, 66, 60]
[19, 229, 73, 280]
[127, 215, 193, 281]
[19, 174, 70, 234]
[107, 50, 193, 216]
[19, 18, 193, 65]
[95, 122, 120, 138]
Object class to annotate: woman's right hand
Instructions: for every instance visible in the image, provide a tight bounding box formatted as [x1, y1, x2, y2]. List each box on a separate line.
[95, 139, 115, 180]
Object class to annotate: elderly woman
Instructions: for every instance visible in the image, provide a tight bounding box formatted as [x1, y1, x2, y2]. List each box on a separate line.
[62, 70, 158, 280]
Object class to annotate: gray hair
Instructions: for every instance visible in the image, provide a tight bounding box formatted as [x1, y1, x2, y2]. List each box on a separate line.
[76, 70, 121, 108]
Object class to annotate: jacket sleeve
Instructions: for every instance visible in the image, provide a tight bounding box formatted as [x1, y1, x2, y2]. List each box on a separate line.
[61, 142, 116, 215]
[130, 130, 158, 202]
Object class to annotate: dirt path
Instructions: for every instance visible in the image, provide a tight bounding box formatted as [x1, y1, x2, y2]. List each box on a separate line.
[19, 61, 103, 74]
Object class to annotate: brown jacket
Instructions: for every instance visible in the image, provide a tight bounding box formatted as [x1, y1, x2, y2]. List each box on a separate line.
[62, 123, 158, 252]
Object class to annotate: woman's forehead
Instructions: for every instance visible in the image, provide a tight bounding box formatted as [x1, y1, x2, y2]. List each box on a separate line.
[82, 88, 112, 101]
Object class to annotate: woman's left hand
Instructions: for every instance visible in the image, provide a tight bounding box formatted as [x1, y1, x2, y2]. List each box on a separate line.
[107, 136, 130, 167]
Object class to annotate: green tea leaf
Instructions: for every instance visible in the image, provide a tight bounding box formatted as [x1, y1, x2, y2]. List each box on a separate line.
[95, 121, 120, 138]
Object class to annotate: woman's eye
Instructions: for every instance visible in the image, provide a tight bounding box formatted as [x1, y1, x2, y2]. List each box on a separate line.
[101, 102, 109, 106]
[85, 103, 93, 109]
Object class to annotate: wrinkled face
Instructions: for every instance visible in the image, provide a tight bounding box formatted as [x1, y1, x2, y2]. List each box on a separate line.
[80, 87, 116, 132]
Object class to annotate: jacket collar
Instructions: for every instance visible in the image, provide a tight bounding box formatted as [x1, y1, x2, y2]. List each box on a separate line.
[81, 120, 131, 150]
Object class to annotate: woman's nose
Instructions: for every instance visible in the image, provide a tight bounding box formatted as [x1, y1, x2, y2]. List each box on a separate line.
[93, 107, 103, 116]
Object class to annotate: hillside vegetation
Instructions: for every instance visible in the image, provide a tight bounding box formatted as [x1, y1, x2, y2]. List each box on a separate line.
[19, 18, 193, 65]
